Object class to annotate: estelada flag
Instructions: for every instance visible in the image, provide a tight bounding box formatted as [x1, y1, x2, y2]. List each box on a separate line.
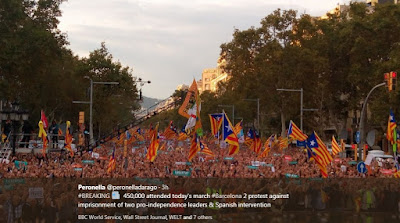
[287, 120, 308, 141]
[222, 113, 239, 155]
[307, 132, 333, 167]
[387, 110, 397, 145]
[209, 113, 223, 137]
[244, 129, 255, 147]
[199, 139, 214, 157]
[163, 121, 178, 140]
[251, 131, 262, 154]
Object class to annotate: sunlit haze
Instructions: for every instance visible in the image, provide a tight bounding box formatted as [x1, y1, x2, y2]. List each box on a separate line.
[58, 0, 352, 99]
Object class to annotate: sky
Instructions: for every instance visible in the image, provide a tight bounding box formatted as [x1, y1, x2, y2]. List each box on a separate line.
[58, 0, 354, 99]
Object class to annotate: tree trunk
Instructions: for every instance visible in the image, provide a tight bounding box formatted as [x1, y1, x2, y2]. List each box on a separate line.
[281, 111, 286, 137]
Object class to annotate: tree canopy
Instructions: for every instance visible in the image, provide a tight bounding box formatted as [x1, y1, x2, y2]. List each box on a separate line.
[0, 0, 140, 137]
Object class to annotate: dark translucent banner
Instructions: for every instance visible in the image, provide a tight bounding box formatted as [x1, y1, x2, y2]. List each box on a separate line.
[1, 178, 400, 222]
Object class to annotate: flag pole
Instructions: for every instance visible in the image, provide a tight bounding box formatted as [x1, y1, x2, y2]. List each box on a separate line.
[393, 128, 397, 155]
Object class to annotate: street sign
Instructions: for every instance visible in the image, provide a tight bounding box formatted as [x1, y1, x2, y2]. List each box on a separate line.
[296, 140, 306, 147]
[29, 187, 44, 199]
[357, 161, 367, 174]
[82, 160, 94, 164]
[366, 130, 376, 147]
[247, 166, 258, 169]
[91, 152, 100, 159]
[285, 173, 299, 178]
[172, 170, 191, 177]
[348, 161, 357, 165]
[355, 131, 360, 144]
[284, 155, 293, 161]
[251, 161, 266, 166]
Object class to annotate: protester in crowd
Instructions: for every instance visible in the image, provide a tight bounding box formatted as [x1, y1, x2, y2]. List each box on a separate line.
[2, 119, 12, 143]
[49, 121, 59, 149]
[21, 121, 33, 148]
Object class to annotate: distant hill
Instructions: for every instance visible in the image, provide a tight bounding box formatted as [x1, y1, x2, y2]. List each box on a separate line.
[140, 96, 163, 110]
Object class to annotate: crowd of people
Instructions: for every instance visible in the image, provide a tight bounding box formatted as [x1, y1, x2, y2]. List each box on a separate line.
[0, 135, 398, 179]
[0, 135, 399, 222]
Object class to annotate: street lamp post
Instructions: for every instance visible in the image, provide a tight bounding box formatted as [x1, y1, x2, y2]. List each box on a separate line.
[218, 105, 235, 125]
[276, 88, 318, 131]
[136, 78, 151, 100]
[73, 77, 119, 147]
[358, 82, 386, 161]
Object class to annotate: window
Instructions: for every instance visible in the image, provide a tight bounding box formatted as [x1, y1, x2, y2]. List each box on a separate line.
[205, 84, 210, 90]
[205, 78, 210, 82]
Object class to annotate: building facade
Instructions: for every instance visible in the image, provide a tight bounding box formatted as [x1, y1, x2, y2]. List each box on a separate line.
[198, 58, 229, 94]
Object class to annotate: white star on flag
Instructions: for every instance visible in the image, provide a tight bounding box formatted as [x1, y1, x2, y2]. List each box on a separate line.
[225, 124, 233, 133]
[310, 140, 316, 146]
[391, 115, 394, 121]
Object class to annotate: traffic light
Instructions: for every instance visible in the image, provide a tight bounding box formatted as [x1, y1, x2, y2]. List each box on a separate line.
[384, 73, 389, 88]
[391, 71, 397, 91]
[385, 72, 397, 92]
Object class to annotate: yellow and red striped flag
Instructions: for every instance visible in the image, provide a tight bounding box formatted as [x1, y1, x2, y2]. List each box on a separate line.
[394, 171, 400, 178]
[318, 163, 328, 178]
[287, 120, 308, 141]
[188, 134, 200, 161]
[146, 123, 159, 162]
[331, 136, 341, 156]
[163, 121, 178, 140]
[259, 136, 272, 158]
[314, 132, 333, 166]
[177, 132, 188, 141]
[64, 121, 74, 157]
[279, 137, 289, 150]
[159, 141, 167, 151]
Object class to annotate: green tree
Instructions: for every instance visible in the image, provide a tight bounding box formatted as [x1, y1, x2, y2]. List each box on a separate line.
[75, 43, 140, 137]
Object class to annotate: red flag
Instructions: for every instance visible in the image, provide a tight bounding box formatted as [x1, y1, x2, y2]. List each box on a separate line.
[41, 110, 49, 129]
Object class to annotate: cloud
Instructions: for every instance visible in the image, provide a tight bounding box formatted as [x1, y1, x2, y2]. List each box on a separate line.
[59, 0, 349, 98]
